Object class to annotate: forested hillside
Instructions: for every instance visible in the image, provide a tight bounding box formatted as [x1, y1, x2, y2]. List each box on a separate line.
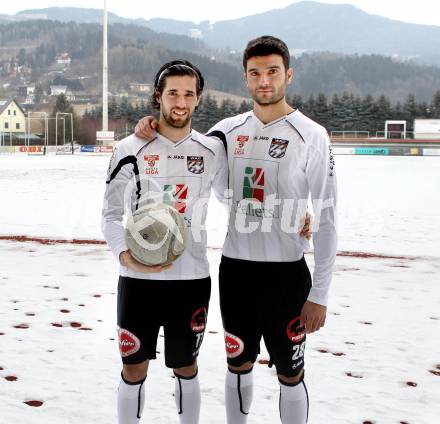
[1, 20, 440, 102]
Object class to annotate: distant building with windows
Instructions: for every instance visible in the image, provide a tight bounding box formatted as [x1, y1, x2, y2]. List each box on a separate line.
[17, 84, 35, 97]
[56, 53, 71, 65]
[50, 85, 68, 96]
[0, 98, 26, 133]
[129, 83, 151, 94]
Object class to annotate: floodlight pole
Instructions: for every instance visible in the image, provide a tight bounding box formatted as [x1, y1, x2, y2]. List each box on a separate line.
[102, 0, 109, 136]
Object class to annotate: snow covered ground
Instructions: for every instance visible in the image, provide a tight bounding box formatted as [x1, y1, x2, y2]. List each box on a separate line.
[0, 154, 439, 423]
[1, 154, 439, 256]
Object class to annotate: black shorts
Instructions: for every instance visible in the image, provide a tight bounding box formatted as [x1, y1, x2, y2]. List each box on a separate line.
[219, 255, 312, 377]
[117, 276, 211, 369]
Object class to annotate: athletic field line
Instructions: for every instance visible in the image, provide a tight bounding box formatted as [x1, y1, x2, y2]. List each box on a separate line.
[0, 234, 420, 260]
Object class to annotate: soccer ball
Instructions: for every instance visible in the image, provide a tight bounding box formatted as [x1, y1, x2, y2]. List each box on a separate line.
[125, 203, 186, 266]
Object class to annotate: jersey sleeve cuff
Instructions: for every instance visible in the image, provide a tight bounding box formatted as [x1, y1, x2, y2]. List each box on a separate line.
[112, 242, 128, 262]
[307, 286, 329, 307]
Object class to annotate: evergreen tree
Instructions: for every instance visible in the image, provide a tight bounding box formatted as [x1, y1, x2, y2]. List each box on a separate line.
[17, 48, 26, 67]
[314, 93, 330, 128]
[193, 93, 219, 133]
[34, 84, 44, 104]
[303, 95, 316, 121]
[238, 99, 251, 114]
[50, 94, 79, 145]
[430, 90, 440, 118]
[329, 94, 344, 131]
[375, 95, 392, 132]
[119, 96, 129, 118]
[108, 97, 117, 118]
[289, 94, 303, 110]
[339, 92, 356, 131]
[219, 98, 237, 121]
[403, 94, 418, 131]
[359, 95, 376, 133]
[417, 101, 429, 119]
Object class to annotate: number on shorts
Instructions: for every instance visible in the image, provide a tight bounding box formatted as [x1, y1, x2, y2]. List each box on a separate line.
[292, 341, 306, 361]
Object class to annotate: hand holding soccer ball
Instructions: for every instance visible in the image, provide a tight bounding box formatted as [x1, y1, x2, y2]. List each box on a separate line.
[119, 250, 172, 273]
[124, 203, 187, 270]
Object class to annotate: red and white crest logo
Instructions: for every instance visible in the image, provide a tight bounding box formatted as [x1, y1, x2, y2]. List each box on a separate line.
[144, 154, 159, 168]
[190, 307, 207, 333]
[235, 135, 249, 155]
[237, 135, 249, 149]
[224, 332, 244, 358]
[236, 135, 249, 148]
[286, 317, 305, 343]
[118, 328, 141, 357]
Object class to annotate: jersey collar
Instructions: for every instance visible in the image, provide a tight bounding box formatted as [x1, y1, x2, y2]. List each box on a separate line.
[155, 130, 193, 148]
[251, 109, 298, 129]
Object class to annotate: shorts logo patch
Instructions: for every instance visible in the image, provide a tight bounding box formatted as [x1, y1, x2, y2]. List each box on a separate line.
[191, 307, 207, 333]
[118, 328, 141, 357]
[187, 156, 204, 174]
[224, 332, 244, 358]
[269, 138, 289, 159]
[286, 317, 305, 343]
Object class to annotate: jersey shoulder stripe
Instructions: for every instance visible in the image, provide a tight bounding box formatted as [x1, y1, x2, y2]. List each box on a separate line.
[208, 111, 253, 136]
[189, 130, 223, 157]
[205, 130, 227, 155]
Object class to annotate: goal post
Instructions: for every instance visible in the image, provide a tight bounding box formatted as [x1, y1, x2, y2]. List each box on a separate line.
[55, 112, 74, 155]
[25, 112, 48, 156]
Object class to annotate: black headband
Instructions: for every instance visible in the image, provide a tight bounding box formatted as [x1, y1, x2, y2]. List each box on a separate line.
[155, 64, 201, 88]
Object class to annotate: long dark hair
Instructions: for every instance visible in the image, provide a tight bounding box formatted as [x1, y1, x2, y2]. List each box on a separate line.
[150, 60, 204, 110]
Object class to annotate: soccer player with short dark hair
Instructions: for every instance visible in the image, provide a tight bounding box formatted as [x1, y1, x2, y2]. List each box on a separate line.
[210, 35, 337, 424]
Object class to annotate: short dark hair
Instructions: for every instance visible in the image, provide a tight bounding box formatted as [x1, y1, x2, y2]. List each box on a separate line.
[242, 35, 290, 71]
[150, 60, 204, 110]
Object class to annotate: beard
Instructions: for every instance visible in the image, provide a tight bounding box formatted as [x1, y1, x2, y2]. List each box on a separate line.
[250, 84, 287, 106]
[161, 107, 192, 128]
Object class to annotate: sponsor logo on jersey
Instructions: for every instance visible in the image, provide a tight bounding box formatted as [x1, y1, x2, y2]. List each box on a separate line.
[190, 307, 207, 332]
[168, 155, 184, 160]
[286, 316, 305, 343]
[187, 156, 204, 174]
[328, 144, 335, 176]
[237, 166, 276, 217]
[269, 138, 289, 158]
[234, 135, 249, 155]
[144, 154, 159, 175]
[224, 332, 244, 358]
[243, 166, 265, 202]
[254, 135, 269, 141]
[163, 184, 188, 213]
[118, 328, 141, 357]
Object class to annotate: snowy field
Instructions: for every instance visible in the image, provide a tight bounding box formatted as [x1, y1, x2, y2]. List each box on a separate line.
[0, 154, 440, 424]
[1, 154, 439, 256]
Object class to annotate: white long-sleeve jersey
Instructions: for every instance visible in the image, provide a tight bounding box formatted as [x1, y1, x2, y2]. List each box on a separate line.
[101, 130, 228, 280]
[207, 109, 337, 306]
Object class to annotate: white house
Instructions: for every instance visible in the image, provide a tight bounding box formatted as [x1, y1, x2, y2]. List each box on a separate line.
[0, 98, 26, 133]
[50, 86, 68, 96]
[56, 53, 71, 65]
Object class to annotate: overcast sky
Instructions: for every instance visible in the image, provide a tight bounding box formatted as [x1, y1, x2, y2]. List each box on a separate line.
[3, 0, 440, 26]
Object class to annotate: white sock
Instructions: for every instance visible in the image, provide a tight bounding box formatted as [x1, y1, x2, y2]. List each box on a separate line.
[279, 379, 309, 424]
[117, 374, 146, 424]
[225, 368, 254, 424]
[174, 371, 201, 424]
